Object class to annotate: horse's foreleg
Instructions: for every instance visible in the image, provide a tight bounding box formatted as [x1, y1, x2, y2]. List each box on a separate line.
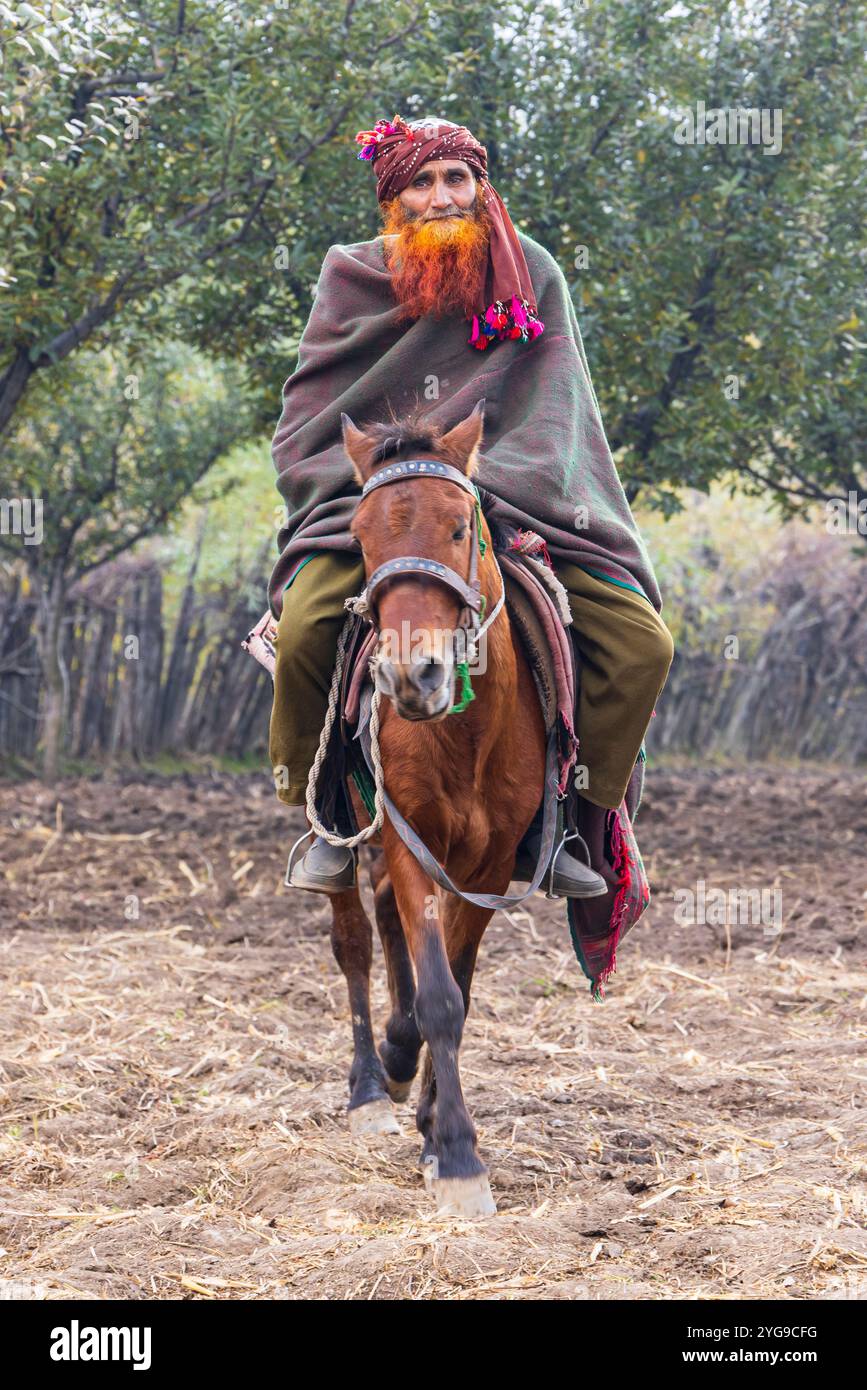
[385, 831, 495, 1216]
[370, 861, 423, 1103]
[416, 899, 491, 1172]
[329, 884, 399, 1135]
[416, 1047, 437, 1170]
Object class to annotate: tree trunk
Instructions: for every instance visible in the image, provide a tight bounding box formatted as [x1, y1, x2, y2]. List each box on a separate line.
[34, 567, 68, 782]
[0, 346, 35, 438]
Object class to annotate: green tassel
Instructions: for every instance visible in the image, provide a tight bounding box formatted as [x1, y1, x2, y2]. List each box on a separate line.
[440, 487, 487, 718]
[472, 485, 487, 557]
[447, 660, 475, 715]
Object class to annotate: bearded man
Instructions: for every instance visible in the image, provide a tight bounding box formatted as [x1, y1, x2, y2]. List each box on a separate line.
[268, 114, 673, 895]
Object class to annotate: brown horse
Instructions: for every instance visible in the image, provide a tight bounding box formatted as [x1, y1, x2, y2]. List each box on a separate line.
[326, 399, 547, 1217]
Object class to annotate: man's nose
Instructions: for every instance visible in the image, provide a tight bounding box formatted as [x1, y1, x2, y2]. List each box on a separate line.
[430, 181, 452, 209]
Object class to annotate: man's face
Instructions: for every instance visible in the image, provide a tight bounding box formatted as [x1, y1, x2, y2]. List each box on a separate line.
[397, 159, 478, 222]
[380, 158, 490, 322]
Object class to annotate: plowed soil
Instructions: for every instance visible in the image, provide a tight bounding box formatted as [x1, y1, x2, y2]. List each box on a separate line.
[0, 765, 864, 1300]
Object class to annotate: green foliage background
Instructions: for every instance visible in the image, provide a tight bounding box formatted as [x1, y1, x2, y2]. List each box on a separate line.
[2, 0, 865, 526]
[1, 0, 865, 778]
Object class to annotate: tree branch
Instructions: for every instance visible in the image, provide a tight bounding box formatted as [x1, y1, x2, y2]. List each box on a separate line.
[71, 445, 230, 579]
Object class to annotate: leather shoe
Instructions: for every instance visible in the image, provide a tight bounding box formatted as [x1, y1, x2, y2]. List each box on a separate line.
[286, 833, 357, 894]
[512, 829, 608, 898]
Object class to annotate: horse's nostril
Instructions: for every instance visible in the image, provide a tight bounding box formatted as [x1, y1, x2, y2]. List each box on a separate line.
[414, 660, 446, 693]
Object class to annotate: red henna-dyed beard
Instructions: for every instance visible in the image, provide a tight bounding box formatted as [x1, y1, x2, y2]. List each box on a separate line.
[379, 194, 492, 322]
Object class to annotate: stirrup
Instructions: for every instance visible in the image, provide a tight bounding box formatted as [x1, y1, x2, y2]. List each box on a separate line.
[284, 828, 316, 889]
[543, 798, 570, 899]
[544, 826, 590, 899]
[284, 826, 358, 893]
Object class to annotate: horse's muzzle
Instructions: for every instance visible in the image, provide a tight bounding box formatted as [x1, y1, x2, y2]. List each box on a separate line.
[375, 655, 454, 720]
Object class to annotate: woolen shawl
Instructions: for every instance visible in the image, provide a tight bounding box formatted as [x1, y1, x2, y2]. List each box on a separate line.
[267, 232, 662, 618]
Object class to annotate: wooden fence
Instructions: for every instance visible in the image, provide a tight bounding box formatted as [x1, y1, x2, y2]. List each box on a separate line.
[648, 551, 867, 763]
[1, 544, 866, 768]
[0, 551, 274, 765]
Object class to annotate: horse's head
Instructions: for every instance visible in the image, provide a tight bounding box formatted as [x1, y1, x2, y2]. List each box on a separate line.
[342, 399, 491, 721]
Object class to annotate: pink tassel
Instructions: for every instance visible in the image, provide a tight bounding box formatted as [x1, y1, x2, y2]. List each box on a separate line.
[466, 298, 545, 350]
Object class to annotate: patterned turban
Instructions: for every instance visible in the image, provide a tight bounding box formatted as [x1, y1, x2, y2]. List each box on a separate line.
[354, 113, 545, 351]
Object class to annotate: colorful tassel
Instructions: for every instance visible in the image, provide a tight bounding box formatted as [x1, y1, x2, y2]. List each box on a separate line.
[472, 484, 487, 556]
[507, 529, 552, 568]
[467, 293, 545, 350]
[355, 115, 408, 161]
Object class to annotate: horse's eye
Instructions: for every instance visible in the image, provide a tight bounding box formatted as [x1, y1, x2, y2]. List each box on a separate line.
[452, 527, 467, 542]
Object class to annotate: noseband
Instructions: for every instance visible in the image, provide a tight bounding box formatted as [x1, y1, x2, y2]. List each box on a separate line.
[357, 459, 504, 661]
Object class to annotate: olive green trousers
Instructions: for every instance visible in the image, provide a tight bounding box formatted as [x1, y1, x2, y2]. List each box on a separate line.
[270, 551, 673, 812]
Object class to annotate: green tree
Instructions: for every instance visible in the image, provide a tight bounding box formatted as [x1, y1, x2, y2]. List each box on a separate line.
[1, 341, 255, 776]
[3, 0, 864, 527]
[0, 0, 448, 435]
[503, 0, 866, 522]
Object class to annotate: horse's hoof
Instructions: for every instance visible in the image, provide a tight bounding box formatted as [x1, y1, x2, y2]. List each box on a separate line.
[434, 1174, 497, 1219]
[349, 1097, 401, 1137]
[385, 1075, 413, 1104]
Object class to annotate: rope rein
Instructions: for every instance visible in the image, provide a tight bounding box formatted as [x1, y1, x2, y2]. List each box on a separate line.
[303, 609, 386, 848]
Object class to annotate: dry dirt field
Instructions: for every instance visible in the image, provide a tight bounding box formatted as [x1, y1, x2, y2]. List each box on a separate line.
[0, 764, 865, 1301]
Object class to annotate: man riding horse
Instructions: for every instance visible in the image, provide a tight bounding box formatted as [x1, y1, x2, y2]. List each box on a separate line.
[267, 114, 673, 896]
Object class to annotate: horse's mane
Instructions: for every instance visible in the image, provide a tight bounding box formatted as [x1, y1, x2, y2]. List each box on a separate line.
[359, 405, 517, 549]
[361, 405, 467, 472]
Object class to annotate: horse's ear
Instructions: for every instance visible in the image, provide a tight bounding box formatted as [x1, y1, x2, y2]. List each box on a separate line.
[341, 412, 376, 486]
[438, 398, 486, 477]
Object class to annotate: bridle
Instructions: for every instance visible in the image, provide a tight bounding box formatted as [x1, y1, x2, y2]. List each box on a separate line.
[356, 457, 506, 684]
